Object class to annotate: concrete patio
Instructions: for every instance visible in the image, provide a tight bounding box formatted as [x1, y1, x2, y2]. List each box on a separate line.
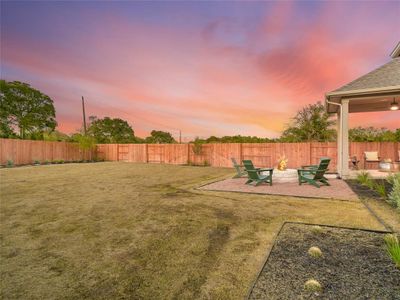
[200, 177, 359, 201]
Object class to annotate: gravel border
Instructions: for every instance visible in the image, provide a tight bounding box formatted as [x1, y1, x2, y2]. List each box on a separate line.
[247, 223, 398, 299]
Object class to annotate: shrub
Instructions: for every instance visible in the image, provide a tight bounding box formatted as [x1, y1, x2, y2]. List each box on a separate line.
[357, 171, 372, 187]
[6, 159, 14, 168]
[308, 246, 323, 258]
[192, 137, 204, 155]
[387, 173, 400, 210]
[33, 160, 41, 165]
[384, 234, 400, 269]
[374, 182, 387, 198]
[304, 279, 322, 292]
[59, 160, 65, 164]
[311, 225, 324, 234]
[44, 160, 50, 165]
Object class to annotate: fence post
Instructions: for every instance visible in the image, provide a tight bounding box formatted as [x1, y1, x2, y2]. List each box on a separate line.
[187, 143, 190, 165]
[145, 144, 149, 163]
[239, 143, 243, 163]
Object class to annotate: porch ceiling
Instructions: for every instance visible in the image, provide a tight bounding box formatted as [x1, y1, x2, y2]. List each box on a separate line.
[326, 91, 400, 113]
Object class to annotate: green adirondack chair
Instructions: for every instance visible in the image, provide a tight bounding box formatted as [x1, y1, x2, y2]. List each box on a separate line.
[242, 160, 273, 186]
[300, 157, 330, 181]
[231, 158, 247, 178]
[297, 157, 331, 188]
[245, 170, 273, 186]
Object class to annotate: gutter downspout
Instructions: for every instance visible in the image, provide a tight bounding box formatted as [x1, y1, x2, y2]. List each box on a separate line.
[326, 99, 343, 179]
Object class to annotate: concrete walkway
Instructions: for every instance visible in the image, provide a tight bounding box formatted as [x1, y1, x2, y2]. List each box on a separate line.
[200, 178, 359, 201]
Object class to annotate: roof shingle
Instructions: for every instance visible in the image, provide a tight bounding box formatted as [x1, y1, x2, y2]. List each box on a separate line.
[330, 57, 400, 94]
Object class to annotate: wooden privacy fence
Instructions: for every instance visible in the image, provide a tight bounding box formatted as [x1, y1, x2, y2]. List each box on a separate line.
[97, 142, 400, 171]
[0, 138, 94, 165]
[1, 139, 398, 169]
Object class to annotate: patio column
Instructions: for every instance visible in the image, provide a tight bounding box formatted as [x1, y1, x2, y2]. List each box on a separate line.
[336, 109, 342, 176]
[341, 99, 350, 178]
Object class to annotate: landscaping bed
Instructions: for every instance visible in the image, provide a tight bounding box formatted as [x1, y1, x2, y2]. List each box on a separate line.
[248, 223, 400, 299]
[346, 179, 393, 201]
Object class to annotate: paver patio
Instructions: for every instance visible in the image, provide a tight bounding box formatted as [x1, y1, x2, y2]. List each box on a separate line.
[199, 177, 359, 201]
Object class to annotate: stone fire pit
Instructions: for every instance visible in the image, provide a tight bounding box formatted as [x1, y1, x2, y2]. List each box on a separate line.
[262, 168, 298, 183]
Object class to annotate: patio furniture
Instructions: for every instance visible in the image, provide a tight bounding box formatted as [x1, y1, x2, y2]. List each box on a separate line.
[364, 151, 380, 169]
[231, 158, 247, 178]
[297, 158, 331, 188]
[350, 156, 360, 170]
[379, 161, 400, 172]
[245, 170, 273, 186]
[300, 157, 330, 180]
[242, 160, 273, 174]
[243, 159, 274, 186]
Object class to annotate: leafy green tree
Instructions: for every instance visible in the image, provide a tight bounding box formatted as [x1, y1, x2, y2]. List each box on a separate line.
[349, 127, 399, 142]
[43, 130, 70, 142]
[0, 118, 16, 138]
[395, 129, 400, 142]
[70, 133, 97, 160]
[280, 102, 336, 142]
[0, 80, 57, 138]
[145, 130, 176, 144]
[191, 135, 272, 143]
[87, 117, 135, 143]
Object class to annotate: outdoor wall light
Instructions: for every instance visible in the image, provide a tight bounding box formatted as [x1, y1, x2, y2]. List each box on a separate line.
[390, 98, 399, 111]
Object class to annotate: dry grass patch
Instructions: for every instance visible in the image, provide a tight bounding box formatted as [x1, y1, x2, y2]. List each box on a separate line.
[0, 163, 385, 299]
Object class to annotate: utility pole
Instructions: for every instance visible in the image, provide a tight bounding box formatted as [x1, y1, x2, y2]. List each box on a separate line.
[82, 96, 87, 135]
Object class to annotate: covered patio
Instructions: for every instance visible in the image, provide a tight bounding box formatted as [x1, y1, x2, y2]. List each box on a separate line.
[326, 42, 400, 178]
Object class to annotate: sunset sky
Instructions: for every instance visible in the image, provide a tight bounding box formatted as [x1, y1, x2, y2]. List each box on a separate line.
[1, 1, 399, 140]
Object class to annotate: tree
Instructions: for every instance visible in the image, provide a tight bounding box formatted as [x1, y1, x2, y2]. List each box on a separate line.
[145, 130, 176, 144]
[87, 117, 135, 143]
[42, 130, 70, 142]
[349, 127, 399, 142]
[280, 102, 336, 142]
[0, 80, 57, 139]
[190, 135, 272, 143]
[70, 133, 97, 160]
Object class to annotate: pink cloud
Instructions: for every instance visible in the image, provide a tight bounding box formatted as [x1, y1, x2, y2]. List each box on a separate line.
[2, 2, 398, 138]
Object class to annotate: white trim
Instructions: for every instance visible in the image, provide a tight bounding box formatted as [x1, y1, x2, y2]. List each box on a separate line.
[326, 85, 400, 97]
[390, 41, 400, 58]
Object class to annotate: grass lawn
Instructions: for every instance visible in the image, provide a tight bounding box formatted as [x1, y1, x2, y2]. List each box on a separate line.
[0, 162, 387, 299]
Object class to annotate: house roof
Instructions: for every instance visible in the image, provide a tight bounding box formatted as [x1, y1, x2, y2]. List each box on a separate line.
[325, 42, 400, 113]
[327, 56, 400, 96]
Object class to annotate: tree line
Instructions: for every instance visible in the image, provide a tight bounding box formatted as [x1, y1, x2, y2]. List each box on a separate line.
[1, 80, 399, 144]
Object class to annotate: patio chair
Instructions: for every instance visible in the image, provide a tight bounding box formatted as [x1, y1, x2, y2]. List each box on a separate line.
[231, 158, 247, 178]
[242, 160, 273, 173]
[245, 170, 273, 186]
[364, 151, 380, 169]
[242, 160, 273, 186]
[297, 158, 331, 188]
[300, 157, 330, 181]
